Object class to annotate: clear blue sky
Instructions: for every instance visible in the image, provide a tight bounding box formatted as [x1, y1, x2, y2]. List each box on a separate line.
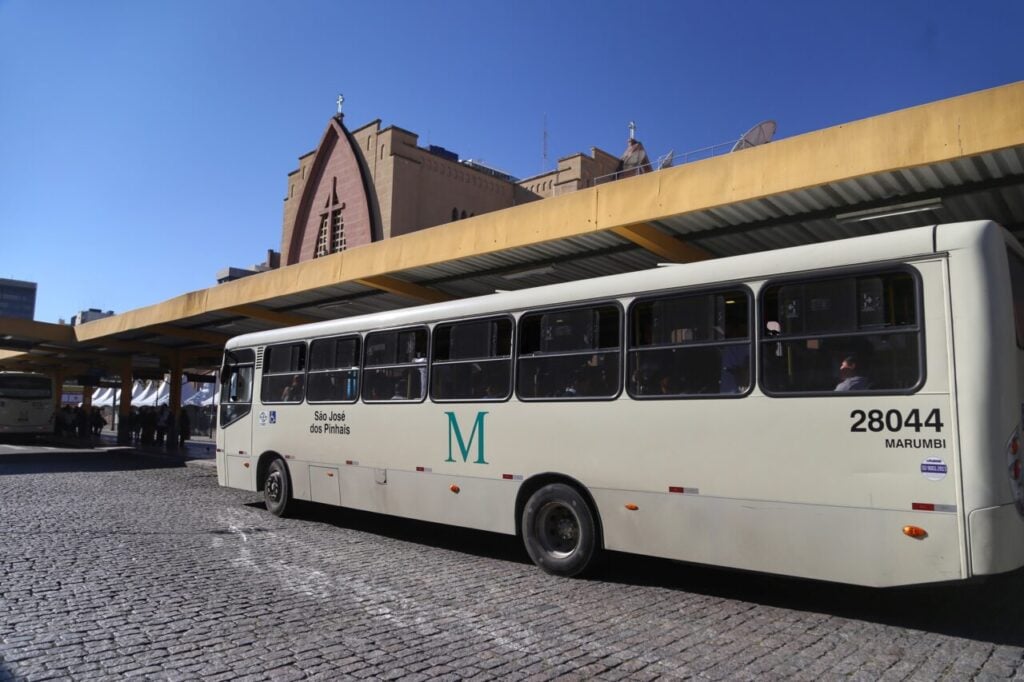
[1, 0, 1021, 323]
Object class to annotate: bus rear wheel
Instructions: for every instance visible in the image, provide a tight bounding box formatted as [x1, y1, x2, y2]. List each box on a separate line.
[264, 458, 292, 517]
[522, 483, 598, 577]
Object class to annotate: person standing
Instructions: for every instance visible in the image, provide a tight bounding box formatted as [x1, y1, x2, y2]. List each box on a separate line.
[178, 409, 191, 448]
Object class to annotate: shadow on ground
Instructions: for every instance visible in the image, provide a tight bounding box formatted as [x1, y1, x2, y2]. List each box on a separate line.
[0, 449, 184, 476]
[256, 499, 1024, 647]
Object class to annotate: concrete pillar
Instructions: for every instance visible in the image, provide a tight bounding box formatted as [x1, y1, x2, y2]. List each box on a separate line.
[79, 380, 93, 441]
[51, 367, 64, 434]
[118, 361, 133, 445]
[169, 354, 182, 450]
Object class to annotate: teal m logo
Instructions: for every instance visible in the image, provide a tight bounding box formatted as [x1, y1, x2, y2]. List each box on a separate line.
[445, 411, 488, 464]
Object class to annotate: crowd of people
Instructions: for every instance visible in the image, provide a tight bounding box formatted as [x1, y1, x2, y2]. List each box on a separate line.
[54, 404, 214, 448]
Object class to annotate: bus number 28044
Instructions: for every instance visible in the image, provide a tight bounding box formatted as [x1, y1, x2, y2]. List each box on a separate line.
[850, 408, 944, 433]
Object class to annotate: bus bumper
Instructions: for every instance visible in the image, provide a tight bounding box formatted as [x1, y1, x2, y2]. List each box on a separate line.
[968, 503, 1024, 577]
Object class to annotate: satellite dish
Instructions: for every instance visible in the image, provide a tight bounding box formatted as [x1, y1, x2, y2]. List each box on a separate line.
[731, 120, 777, 152]
[657, 150, 675, 170]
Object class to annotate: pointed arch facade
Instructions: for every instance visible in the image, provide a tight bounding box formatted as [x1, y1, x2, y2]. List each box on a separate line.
[282, 117, 379, 265]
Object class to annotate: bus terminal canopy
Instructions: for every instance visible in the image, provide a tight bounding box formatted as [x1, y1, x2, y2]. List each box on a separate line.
[2, 81, 1023, 379]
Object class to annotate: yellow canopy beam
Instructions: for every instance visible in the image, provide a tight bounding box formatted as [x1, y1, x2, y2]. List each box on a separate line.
[0, 317, 75, 345]
[223, 305, 319, 327]
[145, 324, 231, 346]
[354, 275, 454, 303]
[610, 223, 712, 263]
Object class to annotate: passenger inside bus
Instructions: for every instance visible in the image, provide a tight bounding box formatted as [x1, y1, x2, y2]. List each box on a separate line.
[835, 355, 870, 391]
[281, 375, 305, 402]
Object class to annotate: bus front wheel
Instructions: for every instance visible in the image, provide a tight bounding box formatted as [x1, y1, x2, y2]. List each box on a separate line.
[264, 458, 292, 517]
[522, 483, 598, 577]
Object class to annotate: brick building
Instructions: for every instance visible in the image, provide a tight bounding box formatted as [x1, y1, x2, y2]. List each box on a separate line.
[281, 113, 621, 265]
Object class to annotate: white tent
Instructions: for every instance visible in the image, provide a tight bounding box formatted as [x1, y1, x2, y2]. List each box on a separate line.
[184, 383, 216, 407]
[86, 376, 208, 408]
[132, 381, 158, 406]
[89, 387, 113, 407]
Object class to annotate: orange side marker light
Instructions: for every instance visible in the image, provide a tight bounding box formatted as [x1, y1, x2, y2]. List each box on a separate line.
[625, 503, 639, 511]
[903, 525, 927, 539]
[450, 484, 460, 494]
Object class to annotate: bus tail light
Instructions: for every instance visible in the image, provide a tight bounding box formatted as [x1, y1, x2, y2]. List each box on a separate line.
[1006, 428, 1024, 516]
[903, 526, 927, 539]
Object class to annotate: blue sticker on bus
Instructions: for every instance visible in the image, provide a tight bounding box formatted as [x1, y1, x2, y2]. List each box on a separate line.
[921, 457, 947, 481]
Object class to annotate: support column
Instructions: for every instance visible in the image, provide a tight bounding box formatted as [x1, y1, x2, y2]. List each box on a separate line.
[169, 353, 182, 451]
[51, 367, 64, 434]
[79, 380, 93, 441]
[118, 360, 133, 445]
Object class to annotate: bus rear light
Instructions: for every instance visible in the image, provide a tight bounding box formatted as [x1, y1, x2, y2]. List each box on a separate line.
[1006, 428, 1024, 517]
[911, 502, 956, 512]
[625, 503, 639, 511]
[903, 525, 927, 539]
[450, 484, 460, 494]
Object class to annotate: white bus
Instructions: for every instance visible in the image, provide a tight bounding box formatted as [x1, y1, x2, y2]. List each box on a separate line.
[217, 220, 1024, 587]
[0, 371, 55, 437]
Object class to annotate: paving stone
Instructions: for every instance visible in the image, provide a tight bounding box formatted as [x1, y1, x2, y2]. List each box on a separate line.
[1, 446, 1023, 680]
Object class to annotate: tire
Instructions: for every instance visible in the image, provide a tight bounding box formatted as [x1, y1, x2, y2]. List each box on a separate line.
[264, 458, 292, 517]
[521, 483, 599, 577]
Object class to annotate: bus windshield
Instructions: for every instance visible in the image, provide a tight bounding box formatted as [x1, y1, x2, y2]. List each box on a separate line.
[0, 374, 52, 400]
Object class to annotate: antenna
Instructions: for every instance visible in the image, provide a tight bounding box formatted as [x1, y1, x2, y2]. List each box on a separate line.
[542, 113, 548, 171]
[731, 120, 777, 152]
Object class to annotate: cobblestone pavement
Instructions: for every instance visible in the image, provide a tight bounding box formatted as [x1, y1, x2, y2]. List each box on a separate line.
[2, 445, 1024, 681]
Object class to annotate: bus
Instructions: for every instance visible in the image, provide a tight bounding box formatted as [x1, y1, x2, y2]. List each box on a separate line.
[217, 220, 1024, 587]
[0, 371, 56, 437]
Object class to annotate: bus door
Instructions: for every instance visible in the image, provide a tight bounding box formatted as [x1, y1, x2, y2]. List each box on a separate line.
[218, 348, 256, 489]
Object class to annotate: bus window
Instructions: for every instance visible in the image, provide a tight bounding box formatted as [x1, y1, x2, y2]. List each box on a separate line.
[517, 304, 620, 400]
[760, 269, 922, 394]
[362, 327, 428, 402]
[261, 343, 307, 403]
[0, 373, 53, 400]
[307, 336, 360, 403]
[219, 348, 255, 426]
[1007, 250, 1024, 348]
[431, 317, 512, 400]
[628, 288, 751, 397]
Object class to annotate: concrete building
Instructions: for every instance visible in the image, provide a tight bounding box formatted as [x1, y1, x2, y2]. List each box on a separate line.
[0, 278, 37, 319]
[216, 249, 281, 284]
[71, 309, 114, 325]
[281, 113, 621, 265]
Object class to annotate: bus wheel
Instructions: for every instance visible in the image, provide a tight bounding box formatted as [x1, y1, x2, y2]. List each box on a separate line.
[522, 483, 598, 577]
[264, 458, 292, 517]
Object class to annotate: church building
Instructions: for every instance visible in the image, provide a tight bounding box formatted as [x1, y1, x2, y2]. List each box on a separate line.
[280, 107, 623, 265]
